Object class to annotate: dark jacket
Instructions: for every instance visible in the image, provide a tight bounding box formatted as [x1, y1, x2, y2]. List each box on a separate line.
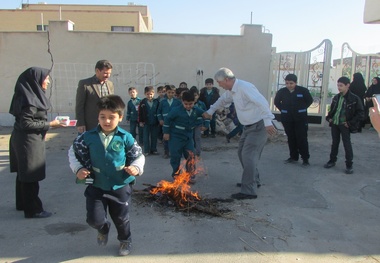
[274, 85, 313, 122]
[9, 106, 50, 182]
[138, 98, 159, 125]
[199, 87, 220, 109]
[126, 97, 142, 122]
[326, 90, 365, 133]
[75, 75, 115, 130]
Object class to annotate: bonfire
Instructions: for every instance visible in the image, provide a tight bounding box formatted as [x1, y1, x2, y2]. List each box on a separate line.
[143, 154, 232, 217]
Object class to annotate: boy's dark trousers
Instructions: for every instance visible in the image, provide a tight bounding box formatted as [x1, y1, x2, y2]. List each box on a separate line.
[143, 124, 159, 154]
[85, 184, 132, 242]
[130, 121, 143, 145]
[329, 124, 353, 167]
[169, 136, 195, 176]
[204, 113, 216, 136]
[282, 120, 310, 161]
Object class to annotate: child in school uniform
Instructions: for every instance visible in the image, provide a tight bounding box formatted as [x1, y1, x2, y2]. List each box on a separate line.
[68, 95, 145, 256]
[126, 87, 143, 145]
[190, 87, 207, 156]
[157, 85, 181, 158]
[138, 86, 160, 155]
[163, 91, 209, 179]
[156, 86, 166, 142]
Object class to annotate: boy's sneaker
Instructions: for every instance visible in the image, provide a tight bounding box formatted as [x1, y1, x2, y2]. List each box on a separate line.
[284, 158, 298, 164]
[97, 232, 109, 246]
[345, 166, 354, 174]
[119, 241, 132, 256]
[324, 160, 335, 168]
[189, 175, 196, 184]
[97, 222, 110, 246]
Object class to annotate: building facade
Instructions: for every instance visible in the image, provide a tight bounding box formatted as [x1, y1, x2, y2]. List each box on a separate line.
[0, 19, 272, 126]
[0, 3, 152, 32]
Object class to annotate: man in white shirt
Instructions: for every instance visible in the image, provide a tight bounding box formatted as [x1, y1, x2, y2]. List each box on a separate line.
[203, 67, 276, 200]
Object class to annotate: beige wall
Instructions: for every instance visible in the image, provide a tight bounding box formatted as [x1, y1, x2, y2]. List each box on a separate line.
[0, 4, 152, 32]
[0, 20, 272, 126]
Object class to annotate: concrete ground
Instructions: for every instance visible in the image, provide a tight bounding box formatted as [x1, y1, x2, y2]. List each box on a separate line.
[0, 124, 379, 263]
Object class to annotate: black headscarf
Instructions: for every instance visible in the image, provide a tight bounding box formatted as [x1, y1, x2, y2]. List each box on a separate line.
[9, 67, 51, 116]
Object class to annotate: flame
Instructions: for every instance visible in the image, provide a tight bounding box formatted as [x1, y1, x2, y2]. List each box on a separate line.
[150, 152, 204, 207]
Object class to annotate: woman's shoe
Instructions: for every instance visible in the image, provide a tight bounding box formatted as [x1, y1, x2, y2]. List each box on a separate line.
[25, 211, 52, 219]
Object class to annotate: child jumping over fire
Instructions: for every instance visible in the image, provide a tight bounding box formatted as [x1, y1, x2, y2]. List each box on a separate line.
[163, 91, 209, 181]
[68, 95, 145, 256]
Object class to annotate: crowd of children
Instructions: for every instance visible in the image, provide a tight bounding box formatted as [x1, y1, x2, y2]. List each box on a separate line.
[126, 80, 219, 161]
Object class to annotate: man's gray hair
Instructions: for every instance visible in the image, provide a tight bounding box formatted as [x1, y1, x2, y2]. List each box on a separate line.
[214, 67, 235, 81]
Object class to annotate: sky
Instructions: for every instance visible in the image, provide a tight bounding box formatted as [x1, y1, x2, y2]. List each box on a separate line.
[1, 0, 379, 59]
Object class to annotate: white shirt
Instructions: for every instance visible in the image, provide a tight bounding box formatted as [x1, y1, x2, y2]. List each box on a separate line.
[207, 79, 274, 126]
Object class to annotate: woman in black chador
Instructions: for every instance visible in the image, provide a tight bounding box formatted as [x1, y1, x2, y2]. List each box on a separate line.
[349, 73, 367, 132]
[9, 67, 64, 218]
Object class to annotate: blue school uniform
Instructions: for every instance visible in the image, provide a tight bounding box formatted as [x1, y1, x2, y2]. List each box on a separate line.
[138, 98, 160, 154]
[163, 104, 209, 176]
[127, 97, 143, 144]
[158, 98, 181, 154]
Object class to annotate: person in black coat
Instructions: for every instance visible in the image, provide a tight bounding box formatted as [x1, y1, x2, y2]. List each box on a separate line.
[349, 73, 367, 131]
[324, 76, 364, 174]
[274, 74, 313, 166]
[9, 67, 65, 219]
[364, 77, 380, 126]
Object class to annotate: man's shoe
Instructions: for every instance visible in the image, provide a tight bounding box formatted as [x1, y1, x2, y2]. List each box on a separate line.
[25, 210, 52, 219]
[302, 160, 310, 166]
[163, 154, 169, 159]
[231, 192, 257, 200]
[345, 167, 353, 174]
[143, 152, 150, 156]
[210, 134, 216, 138]
[324, 161, 336, 168]
[284, 158, 298, 164]
[236, 183, 261, 188]
[119, 241, 132, 256]
[201, 134, 208, 138]
[150, 151, 159, 155]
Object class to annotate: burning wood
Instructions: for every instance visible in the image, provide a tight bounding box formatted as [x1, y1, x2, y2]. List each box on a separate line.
[135, 156, 233, 218]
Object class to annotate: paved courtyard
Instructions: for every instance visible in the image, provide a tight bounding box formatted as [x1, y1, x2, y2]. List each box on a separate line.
[0, 124, 379, 263]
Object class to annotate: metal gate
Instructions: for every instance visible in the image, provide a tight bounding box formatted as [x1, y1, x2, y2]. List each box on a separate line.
[269, 39, 333, 126]
[340, 42, 380, 87]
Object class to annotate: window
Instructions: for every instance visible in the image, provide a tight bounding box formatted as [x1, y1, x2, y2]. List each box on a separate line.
[111, 26, 134, 32]
[37, 25, 48, 31]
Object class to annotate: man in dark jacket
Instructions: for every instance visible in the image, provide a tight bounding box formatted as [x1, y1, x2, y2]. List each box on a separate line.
[199, 78, 220, 138]
[274, 74, 313, 166]
[75, 60, 114, 133]
[324, 76, 364, 174]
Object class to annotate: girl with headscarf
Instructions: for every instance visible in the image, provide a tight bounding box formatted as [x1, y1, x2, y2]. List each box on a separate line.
[349, 73, 367, 132]
[364, 77, 380, 127]
[365, 77, 380, 108]
[9, 67, 65, 219]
